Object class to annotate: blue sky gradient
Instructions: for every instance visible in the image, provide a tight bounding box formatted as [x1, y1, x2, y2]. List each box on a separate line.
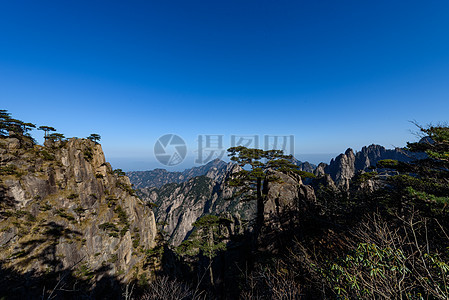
[1, 1, 448, 170]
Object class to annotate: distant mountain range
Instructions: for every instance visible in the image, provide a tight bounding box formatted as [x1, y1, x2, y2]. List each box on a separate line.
[127, 158, 228, 189]
[320, 144, 425, 188]
[129, 144, 423, 246]
[128, 144, 419, 190]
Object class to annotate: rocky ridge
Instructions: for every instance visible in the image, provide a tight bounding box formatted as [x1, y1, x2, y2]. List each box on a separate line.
[137, 162, 251, 246]
[323, 144, 418, 188]
[130, 144, 415, 248]
[138, 163, 317, 247]
[127, 158, 228, 189]
[0, 137, 157, 289]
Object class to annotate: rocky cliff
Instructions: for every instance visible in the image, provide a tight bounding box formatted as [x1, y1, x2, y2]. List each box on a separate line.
[129, 144, 414, 248]
[137, 162, 252, 246]
[138, 162, 317, 247]
[0, 136, 157, 293]
[323, 144, 417, 188]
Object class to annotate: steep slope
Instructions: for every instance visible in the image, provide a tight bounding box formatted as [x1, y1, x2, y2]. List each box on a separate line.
[138, 162, 317, 247]
[0, 137, 157, 295]
[137, 162, 252, 246]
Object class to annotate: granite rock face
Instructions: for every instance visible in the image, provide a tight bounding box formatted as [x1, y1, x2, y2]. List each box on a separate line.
[0, 137, 157, 283]
[264, 170, 316, 220]
[325, 148, 356, 190]
[324, 144, 416, 188]
[139, 163, 317, 246]
[138, 162, 251, 246]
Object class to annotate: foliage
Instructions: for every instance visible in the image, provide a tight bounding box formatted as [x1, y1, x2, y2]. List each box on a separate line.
[297, 170, 316, 179]
[106, 195, 118, 207]
[116, 181, 136, 195]
[55, 209, 75, 222]
[37, 125, 56, 137]
[0, 164, 18, 176]
[356, 171, 378, 183]
[74, 206, 86, 217]
[46, 132, 66, 142]
[87, 133, 101, 143]
[113, 168, 126, 176]
[67, 193, 79, 200]
[377, 124, 449, 207]
[377, 159, 399, 168]
[317, 215, 449, 299]
[141, 275, 204, 300]
[40, 150, 54, 161]
[83, 147, 93, 161]
[227, 146, 302, 234]
[114, 205, 130, 236]
[191, 214, 227, 259]
[99, 222, 120, 237]
[176, 214, 229, 287]
[1, 110, 36, 139]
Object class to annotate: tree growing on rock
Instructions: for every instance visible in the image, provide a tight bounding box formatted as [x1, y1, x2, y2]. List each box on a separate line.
[38, 126, 56, 138]
[227, 146, 302, 239]
[176, 214, 229, 287]
[376, 123, 449, 212]
[87, 133, 101, 143]
[0, 110, 13, 136]
[0, 110, 35, 137]
[46, 133, 66, 142]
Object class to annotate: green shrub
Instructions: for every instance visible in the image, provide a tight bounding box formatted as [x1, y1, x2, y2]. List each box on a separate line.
[0, 165, 17, 175]
[40, 202, 52, 211]
[297, 170, 316, 179]
[116, 181, 136, 195]
[106, 196, 117, 207]
[377, 159, 399, 168]
[99, 222, 120, 237]
[74, 206, 86, 216]
[67, 193, 79, 200]
[108, 254, 118, 263]
[83, 147, 93, 161]
[133, 232, 140, 248]
[357, 171, 378, 183]
[40, 150, 54, 161]
[55, 209, 75, 221]
[113, 169, 126, 176]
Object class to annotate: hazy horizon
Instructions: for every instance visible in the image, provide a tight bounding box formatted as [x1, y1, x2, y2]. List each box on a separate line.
[1, 1, 448, 169]
[108, 153, 341, 172]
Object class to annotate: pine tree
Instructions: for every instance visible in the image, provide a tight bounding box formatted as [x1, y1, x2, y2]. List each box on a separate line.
[38, 126, 56, 138]
[87, 133, 101, 143]
[227, 146, 302, 239]
[377, 124, 449, 213]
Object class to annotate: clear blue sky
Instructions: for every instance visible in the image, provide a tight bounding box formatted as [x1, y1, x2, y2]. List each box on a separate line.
[1, 1, 448, 170]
